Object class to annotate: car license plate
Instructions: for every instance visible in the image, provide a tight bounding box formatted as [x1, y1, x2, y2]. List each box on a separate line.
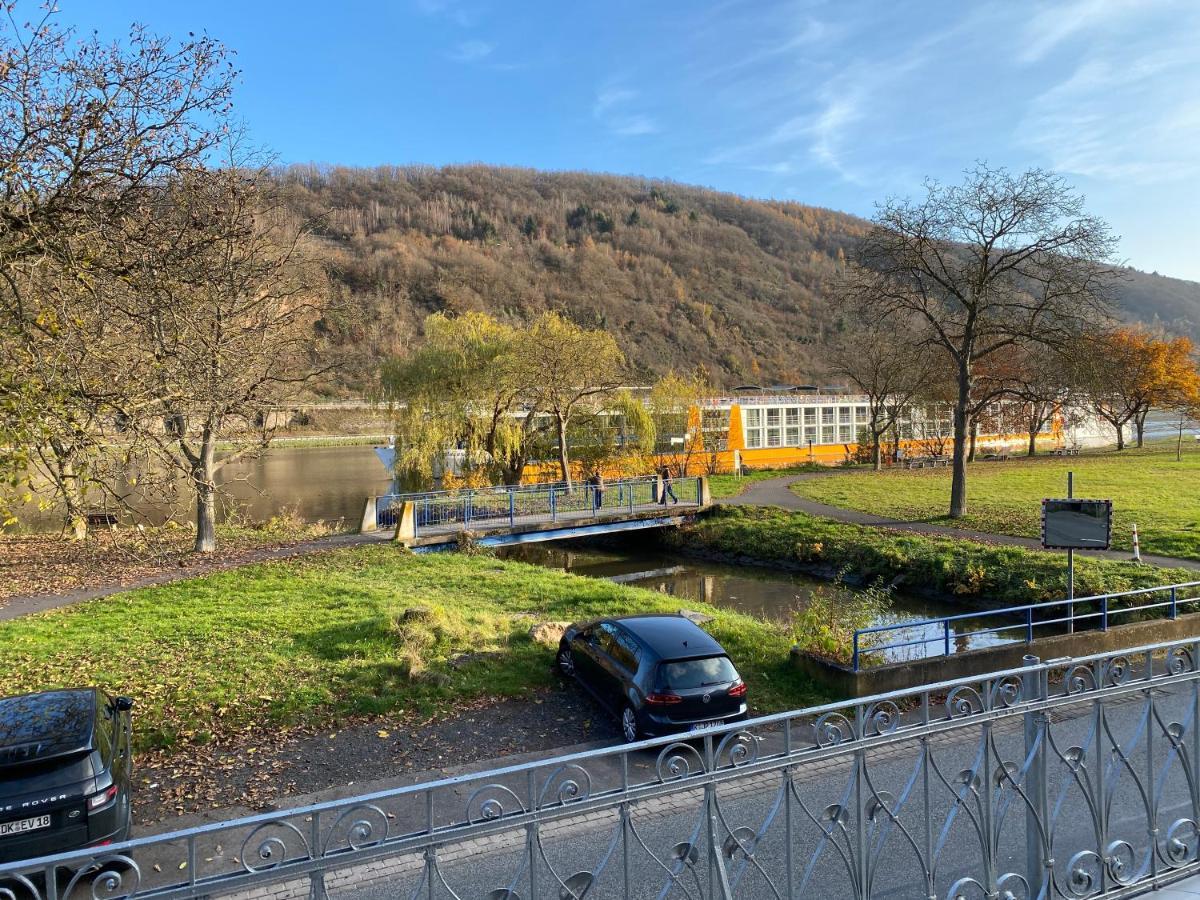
[689, 720, 721, 732]
[0, 814, 51, 837]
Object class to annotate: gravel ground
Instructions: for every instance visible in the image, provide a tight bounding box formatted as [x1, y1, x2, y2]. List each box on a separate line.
[134, 682, 621, 827]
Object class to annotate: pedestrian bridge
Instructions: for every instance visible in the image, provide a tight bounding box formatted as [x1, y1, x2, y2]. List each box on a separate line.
[360, 475, 710, 550]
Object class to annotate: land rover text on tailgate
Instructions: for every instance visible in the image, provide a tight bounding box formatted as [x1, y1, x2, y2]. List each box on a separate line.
[0, 689, 134, 864]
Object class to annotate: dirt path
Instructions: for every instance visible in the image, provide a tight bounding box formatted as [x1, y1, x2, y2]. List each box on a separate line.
[0, 531, 387, 622]
[723, 472, 1200, 571]
[134, 684, 621, 832]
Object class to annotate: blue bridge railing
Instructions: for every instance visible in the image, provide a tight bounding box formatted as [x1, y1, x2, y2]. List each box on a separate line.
[375, 475, 701, 534]
[851, 579, 1200, 671]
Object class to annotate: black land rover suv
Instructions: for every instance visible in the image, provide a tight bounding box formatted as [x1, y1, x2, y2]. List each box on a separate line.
[0, 688, 134, 864]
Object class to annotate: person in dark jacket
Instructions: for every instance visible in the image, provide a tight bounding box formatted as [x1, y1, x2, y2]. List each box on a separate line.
[590, 471, 605, 511]
[660, 466, 678, 504]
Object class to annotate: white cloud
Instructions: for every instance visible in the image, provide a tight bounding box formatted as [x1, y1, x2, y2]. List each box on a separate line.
[593, 87, 638, 117]
[612, 115, 659, 136]
[593, 86, 659, 137]
[1018, 0, 1150, 63]
[1020, 32, 1200, 183]
[449, 40, 494, 62]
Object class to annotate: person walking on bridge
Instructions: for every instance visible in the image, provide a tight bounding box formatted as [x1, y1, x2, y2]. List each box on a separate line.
[659, 466, 678, 505]
[590, 471, 605, 512]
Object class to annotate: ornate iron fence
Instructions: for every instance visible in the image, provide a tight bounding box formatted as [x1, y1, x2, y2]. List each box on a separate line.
[5, 638, 1200, 898]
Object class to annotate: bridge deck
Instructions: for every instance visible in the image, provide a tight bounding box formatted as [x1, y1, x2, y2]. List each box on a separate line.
[372, 476, 707, 548]
[410, 500, 701, 548]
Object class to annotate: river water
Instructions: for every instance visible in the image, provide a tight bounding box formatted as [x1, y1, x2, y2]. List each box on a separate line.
[501, 542, 1014, 662]
[13, 444, 394, 531]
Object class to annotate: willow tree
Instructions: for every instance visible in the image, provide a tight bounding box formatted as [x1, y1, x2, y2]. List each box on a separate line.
[854, 165, 1117, 518]
[645, 370, 716, 474]
[567, 390, 656, 478]
[381, 312, 544, 485]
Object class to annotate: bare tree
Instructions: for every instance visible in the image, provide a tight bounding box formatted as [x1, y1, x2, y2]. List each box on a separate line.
[114, 163, 326, 552]
[990, 344, 1071, 456]
[827, 312, 933, 470]
[525, 312, 626, 489]
[852, 164, 1117, 517]
[0, 4, 236, 529]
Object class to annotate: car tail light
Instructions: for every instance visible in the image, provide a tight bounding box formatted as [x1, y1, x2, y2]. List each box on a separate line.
[88, 785, 118, 811]
[728, 680, 747, 698]
[646, 692, 683, 705]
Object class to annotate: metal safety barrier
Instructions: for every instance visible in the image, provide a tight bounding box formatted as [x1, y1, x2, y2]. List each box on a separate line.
[5, 638, 1200, 897]
[374, 476, 702, 535]
[852, 581, 1200, 672]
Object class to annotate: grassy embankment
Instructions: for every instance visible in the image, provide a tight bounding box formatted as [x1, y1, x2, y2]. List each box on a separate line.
[791, 442, 1200, 561]
[670, 505, 1194, 604]
[0, 546, 828, 753]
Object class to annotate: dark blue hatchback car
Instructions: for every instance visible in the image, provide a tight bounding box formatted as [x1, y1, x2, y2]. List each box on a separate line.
[557, 614, 748, 742]
[0, 688, 134, 864]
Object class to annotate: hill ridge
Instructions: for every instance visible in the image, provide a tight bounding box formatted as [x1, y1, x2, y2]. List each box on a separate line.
[273, 164, 1200, 394]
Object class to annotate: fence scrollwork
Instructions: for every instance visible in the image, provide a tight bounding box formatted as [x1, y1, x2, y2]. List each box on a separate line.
[4, 637, 1200, 899]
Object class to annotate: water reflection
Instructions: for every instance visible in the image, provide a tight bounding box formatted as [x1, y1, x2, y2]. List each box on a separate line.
[501, 542, 1018, 661]
[13, 444, 395, 531]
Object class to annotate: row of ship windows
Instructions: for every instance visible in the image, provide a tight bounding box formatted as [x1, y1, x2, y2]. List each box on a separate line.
[743, 406, 869, 428]
[745, 424, 854, 448]
[743, 406, 867, 449]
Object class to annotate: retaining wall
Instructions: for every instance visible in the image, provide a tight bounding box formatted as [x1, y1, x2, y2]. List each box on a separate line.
[793, 611, 1200, 697]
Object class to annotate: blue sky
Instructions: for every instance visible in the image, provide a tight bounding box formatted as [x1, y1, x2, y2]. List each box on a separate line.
[67, 0, 1200, 280]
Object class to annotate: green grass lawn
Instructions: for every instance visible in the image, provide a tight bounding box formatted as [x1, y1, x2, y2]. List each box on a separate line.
[791, 442, 1200, 561]
[0, 547, 828, 752]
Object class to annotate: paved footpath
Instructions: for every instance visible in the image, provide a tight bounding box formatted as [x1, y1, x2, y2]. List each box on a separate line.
[724, 472, 1200, 572]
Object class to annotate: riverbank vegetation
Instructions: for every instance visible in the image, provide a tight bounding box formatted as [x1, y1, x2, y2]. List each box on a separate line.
[790, 577, 895, 663]
[791, 442, 1200, 561]
[0, 547, 828, 753]
[670, 505, 1194, 605]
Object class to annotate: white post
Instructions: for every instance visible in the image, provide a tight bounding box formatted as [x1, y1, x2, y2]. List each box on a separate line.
[1132, 523, 1141, 562]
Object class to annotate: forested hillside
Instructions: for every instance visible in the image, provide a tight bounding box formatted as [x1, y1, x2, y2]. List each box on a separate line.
[273, 164, 1200, 394]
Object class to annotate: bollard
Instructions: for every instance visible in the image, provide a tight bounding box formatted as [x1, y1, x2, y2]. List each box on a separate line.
[1132, 523, 1141, 562]
[359, 495, 378, 533]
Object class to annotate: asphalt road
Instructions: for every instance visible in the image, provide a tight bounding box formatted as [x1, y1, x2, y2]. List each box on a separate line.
[332, 683, 1199, 900]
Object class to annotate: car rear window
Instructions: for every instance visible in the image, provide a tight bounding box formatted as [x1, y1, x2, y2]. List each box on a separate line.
[1, 752, 96, 796]
[657, 656, 738, 690]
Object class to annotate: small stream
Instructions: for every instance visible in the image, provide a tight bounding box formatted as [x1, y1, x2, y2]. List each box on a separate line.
[501, 540, 1019, 663]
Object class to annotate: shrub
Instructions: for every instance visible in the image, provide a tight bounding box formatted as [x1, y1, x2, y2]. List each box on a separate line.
[791, 576, 893, 663]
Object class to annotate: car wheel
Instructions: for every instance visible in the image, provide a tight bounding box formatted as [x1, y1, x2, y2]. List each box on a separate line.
[621, 706, 639, 743]
[557, 647, 575, 677]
